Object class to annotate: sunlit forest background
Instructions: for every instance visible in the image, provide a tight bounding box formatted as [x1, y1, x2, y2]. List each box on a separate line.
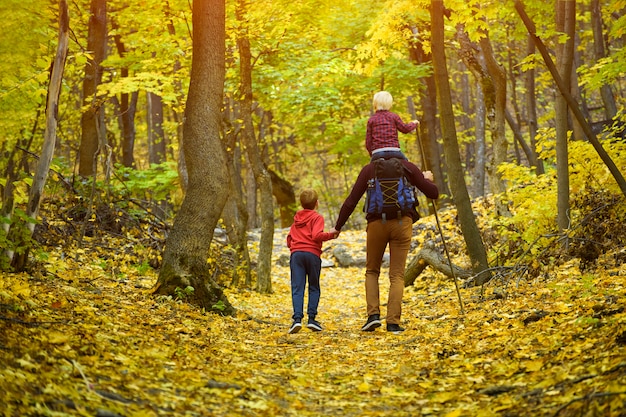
[1, 0, 625, 415]
[2, 0, 626, 259]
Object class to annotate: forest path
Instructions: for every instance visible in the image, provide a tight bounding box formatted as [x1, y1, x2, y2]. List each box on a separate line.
[0, 227, 625, 416]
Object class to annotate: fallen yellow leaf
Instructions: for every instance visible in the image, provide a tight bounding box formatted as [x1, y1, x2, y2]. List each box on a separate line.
[47, 331, 70, 344]
[357, 381, 371, 392]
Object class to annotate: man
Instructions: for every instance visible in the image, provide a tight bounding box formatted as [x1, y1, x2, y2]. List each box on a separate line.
[330, 159, 439, 333]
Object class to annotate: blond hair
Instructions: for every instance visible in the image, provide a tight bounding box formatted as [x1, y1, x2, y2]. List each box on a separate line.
[300, 189, 318, 210]
[373, 91, 393, 111]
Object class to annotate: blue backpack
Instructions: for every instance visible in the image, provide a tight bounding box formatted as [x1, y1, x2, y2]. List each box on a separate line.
[364, 158, 418, 221]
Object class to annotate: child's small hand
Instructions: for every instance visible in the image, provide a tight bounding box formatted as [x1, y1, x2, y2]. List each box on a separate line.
[412, 120, 420, 125]
[330, 227, 340, 238]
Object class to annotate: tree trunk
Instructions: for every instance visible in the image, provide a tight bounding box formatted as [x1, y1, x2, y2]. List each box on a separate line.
[506, 39, 522, 166]
[222, 193, 252, 288]
[236, 0, 274, 294]
[479, 34, 509, 216]
[112, 19, 137, 168]
[473, 81, 487, 197]
[225, 147, 252, 288]
[5, 0, 69, 271]
[407, 27, 450, 201]
[525, 34, 544, 175]
[147, 91, 170, 216]
[460, 72, 473, 185]
[430, 0, 490, 280]
[78, 0, 107, 177]
[570, 38, 590, 142]
[590, 0, 617, 120]
[154, 0, 234, 315]
[147, 91, 167, 165]
[456, 27, 490, 199]
[269, 169, 296, 228]
[245, 166, 257, 229]
[119, 90, 138, 168]
[456, 24, 508, 215]
[162, 1, 186, 189]
[505, 109, 535, 165]
[555, 0, 575, 232]
[255, 109, 296, 227]
[222, 98, 252, 288]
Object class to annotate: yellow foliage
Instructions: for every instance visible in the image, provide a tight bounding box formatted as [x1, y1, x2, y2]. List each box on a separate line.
[1, 222, 625, 416]
[444, 408, 464, 417]
[46, 331, 71, 345]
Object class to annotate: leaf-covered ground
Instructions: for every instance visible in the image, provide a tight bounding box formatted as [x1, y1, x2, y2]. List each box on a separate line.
[1, 222, 625, 416]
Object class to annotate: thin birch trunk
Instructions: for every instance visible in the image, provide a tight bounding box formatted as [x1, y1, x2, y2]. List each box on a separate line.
[6, 0, 69, 270]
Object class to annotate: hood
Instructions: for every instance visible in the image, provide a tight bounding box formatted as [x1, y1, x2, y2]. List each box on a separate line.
[293, 209, 318, 227]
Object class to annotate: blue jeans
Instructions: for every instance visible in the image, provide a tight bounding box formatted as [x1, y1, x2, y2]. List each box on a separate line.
[290, 251, 322, 321]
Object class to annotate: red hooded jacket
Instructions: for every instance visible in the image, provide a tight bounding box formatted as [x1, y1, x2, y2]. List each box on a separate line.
[286, 209, 335, 257]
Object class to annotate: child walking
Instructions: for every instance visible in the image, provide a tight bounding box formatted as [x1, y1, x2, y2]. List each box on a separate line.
[286, 189, 337, 334]
[366, 91, 419, 161]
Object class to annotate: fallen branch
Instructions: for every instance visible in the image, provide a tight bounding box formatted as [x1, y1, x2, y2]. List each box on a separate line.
[404, 240, 472, 287]
[242, 314, 282, 327]
[0, 316, 67, 327]
[554, 390, 626, 416]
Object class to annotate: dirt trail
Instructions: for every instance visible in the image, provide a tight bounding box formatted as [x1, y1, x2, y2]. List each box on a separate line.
[1, 230, 625, 416]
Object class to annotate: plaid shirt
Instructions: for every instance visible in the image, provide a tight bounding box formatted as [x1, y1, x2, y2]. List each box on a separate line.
[365, 110, 417, 156]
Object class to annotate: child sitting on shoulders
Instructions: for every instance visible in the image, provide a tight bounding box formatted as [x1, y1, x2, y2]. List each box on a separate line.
[366, 91, 419, 161]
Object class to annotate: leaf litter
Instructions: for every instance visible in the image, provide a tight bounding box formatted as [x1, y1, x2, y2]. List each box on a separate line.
[1, 224, 625, 417]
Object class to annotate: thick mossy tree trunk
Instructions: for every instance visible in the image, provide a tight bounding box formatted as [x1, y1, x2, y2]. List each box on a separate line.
[153, 0, 235, 316]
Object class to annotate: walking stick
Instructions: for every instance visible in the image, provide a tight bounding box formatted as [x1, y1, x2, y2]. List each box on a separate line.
[413, 116, 465, 315]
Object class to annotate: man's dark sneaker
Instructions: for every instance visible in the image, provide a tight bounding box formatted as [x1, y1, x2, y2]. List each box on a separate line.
[361, 314, 382, 331]
[386, 323, 405, 334]
[288, 320, 302, 334]
[307, 319, 323, 332]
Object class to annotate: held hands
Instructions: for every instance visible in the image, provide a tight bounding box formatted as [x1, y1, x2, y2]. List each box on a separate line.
[423, 170, 434, 182]
[329, 227, 340, 238]
[412, 120, 420, 126]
